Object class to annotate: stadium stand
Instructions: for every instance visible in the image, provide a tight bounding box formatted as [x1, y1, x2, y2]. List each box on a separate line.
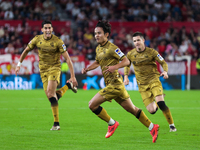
[0, 0, 199, 62]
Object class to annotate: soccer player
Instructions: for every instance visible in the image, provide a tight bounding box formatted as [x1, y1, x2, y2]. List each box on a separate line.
[15, 20, 78, 130]
[124, 32, 177, 132]
[82, 20, 159, 143]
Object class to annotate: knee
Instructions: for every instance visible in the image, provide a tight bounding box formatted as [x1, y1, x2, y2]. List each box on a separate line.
[88, 100, 96, 111]
[157, 101, 168, 111]
[49, 97, 57, 106]
[47, 90, 54, 99]
[149, 107, 158, 114]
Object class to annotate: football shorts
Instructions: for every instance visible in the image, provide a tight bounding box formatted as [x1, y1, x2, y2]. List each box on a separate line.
[40, 69, 61, 91]
[138, 80, 163, 107]
[99, 76, 130, 103]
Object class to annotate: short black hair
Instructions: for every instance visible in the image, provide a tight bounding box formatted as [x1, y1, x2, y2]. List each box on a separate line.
[96, 20, 111, 36]
[42, 20, 52, 28]
[132, 32, 144, 39]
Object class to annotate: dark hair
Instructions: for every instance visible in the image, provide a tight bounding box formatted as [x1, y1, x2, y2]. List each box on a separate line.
[132, 31, 144, 39]
[42, 20, 52, 28]
[96, 20, 111, 36]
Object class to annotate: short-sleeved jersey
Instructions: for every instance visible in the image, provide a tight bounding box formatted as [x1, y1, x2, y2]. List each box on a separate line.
[95, 41, 125, 85]
[28, 34, 66, 72]
[126, 47, 168, 85]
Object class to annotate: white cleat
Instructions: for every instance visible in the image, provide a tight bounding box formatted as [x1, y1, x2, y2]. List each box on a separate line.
[169, 126, 177, 132]
[50, 125, 60, 130]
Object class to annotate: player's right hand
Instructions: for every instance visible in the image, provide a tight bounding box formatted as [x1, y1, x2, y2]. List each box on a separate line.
[15, 66, 20, 76]
[124, 79, 129, 85]
[82, 68, 87, 74]
[124, 75, 129, 85]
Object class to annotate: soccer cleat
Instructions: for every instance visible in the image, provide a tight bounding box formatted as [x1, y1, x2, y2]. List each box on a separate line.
[150, 124, 159, 143]
[169, 126, 177, 132]
[66, 80, 77, 93]
[105, 121, 119, 138]
[50, 125, 60, 130]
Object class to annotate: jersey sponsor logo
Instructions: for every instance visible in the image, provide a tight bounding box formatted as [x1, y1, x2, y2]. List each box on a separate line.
[157, 54, 164, 61]
[62, 44, 66, 51]
[115, 48, 124, 57]
[50, 42, 54, 47]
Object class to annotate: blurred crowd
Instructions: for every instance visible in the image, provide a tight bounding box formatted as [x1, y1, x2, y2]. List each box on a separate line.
[0, 0, 200, 61]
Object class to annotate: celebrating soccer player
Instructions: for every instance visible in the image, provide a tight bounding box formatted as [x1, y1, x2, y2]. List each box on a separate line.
[15, 20, 78, 130]
[124, 32, 177, 132]
[82, 20, 159, 143]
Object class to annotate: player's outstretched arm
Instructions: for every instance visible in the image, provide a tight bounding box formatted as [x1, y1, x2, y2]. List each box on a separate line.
[103, 56, 130, 74]
[15, 46, 31, 76]
[82, 60, 100, 74]
[62, 51, 78, 87]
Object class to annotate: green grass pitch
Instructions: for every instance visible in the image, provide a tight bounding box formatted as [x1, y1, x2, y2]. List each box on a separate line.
[0, 89, 199, 150]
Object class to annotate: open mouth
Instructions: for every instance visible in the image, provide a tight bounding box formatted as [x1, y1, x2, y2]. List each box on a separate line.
[46, 32, 51, 36]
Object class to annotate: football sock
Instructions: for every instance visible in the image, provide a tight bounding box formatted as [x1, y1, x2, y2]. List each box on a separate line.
[169, 123, 175, 127]
[49, 97, 59, 123]
[54, 122, 59, 126]
[148, 122, 154, 131]
[56, 85, 69, 100]
[136, 109, 151, 128]
[108, 118, 115, 126]
[92, 106, 111, 122]
[157, 101, 174, 124]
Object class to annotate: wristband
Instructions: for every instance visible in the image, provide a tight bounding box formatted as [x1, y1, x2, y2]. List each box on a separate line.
[17, 62, 22, 67]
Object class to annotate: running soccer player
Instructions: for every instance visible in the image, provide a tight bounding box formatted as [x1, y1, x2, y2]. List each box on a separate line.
[124, 31, 177, 132]
[15, 20, 78, 130]
[82, 20, 159, 143]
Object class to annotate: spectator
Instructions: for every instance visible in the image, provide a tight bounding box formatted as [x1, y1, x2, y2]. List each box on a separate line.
[4, 8, 14, 20]
[71, 4, 80, 20]
[179, 41, 188, 55]
[157, 40, 166, 57]
[60, 31, 70, 46]
[14, 0, 24, 11]
[85, 48, 95, 60]
[99, 4, 109, 17]
[0, 0, 12, 11]
[5, 43, 15, 54]
[65, 0, 74, 15]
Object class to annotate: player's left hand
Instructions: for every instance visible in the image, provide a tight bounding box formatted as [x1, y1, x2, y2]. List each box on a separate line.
[103, 66, 116, 74]
[160, 71, 168, 79]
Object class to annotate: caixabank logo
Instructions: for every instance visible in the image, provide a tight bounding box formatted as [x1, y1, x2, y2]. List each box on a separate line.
[81, 75, 138, 90]
[0, 74, 43, 90]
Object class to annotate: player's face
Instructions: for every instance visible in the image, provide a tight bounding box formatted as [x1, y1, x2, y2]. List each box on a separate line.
[133, 36, 145, 52]
[41, 24, 53, 39]
[94, 27, 108, 45]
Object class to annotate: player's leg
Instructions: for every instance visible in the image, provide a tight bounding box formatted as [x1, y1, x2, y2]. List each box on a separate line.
[155, 95, 177, 132]
[46, 80, 60, 130]
[117, 98, 159, 143]
[56, 80, 77, 100]
[152, 81, 176, 132]
[44, 70, 62, 130]
[90, 86, 119, 138]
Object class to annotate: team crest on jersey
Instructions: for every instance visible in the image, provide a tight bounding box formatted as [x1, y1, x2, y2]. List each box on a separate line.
[157, 54, 164, 61]
[115, 48, 124, 57]
[50, 42, 54, 47]
[62, 44, 66, 51]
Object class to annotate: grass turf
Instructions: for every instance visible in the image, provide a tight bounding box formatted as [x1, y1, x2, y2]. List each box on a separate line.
[0, 89, 199, 150]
